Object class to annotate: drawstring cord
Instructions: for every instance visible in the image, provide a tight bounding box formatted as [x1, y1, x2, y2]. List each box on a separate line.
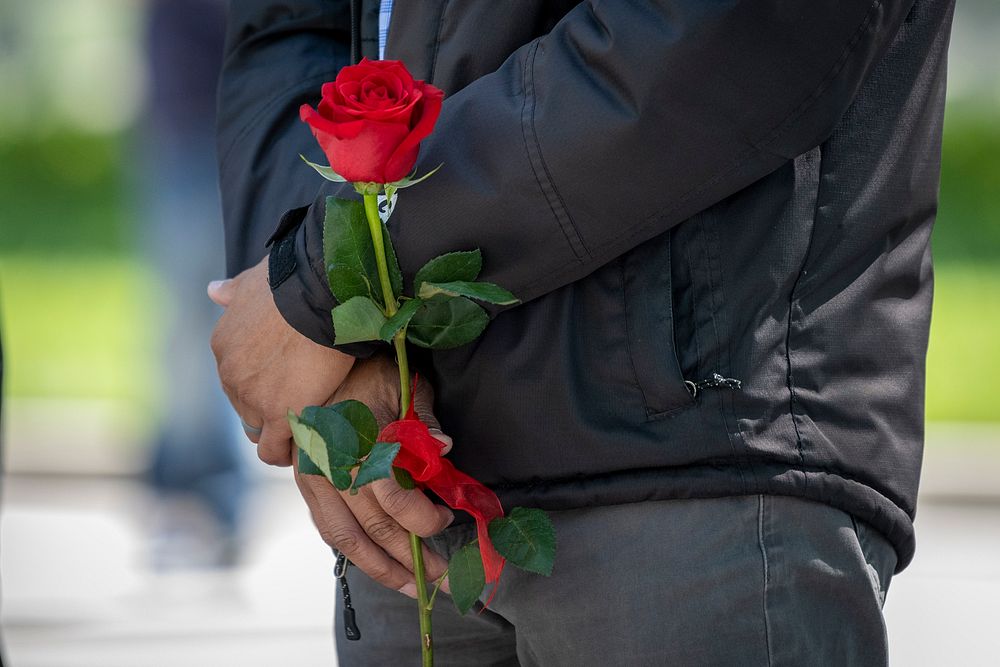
[335, 550, 362, 641]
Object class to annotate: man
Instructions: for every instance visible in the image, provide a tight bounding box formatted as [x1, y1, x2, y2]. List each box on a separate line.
[210, 0, 955, 664]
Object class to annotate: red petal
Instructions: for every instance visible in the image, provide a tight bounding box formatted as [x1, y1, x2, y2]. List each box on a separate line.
[383, 82, 444, 182]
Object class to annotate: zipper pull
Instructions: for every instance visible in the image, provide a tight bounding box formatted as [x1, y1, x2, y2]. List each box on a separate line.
[335, 551, 361, 641]
[685, 372, 743, 399]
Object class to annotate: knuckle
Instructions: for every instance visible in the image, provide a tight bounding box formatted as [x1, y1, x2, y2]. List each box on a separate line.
[217, 355, 240, 386]
[258, 444, 290, 466]
[362, 516, 401, 545]
[262, 404, 290, 427]
[378, 484, 416, 517]
[209, 327, 224, 358]
[320, 527, 362, 554]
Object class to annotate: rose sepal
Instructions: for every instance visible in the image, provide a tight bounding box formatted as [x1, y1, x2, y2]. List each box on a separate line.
[300, 154, 348, 182]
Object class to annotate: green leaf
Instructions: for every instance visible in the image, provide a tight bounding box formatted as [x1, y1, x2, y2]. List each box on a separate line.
[327, 264, 372, 303]
[418, 280, 519, 306]
[332, 296, 388, 345]
[415, 250, 482, 287]
[487, 507, 556, 576]
[328, 468, 354, 491]
[300, 154, 348, 182]
[297, 448, 326, 476]
[393, 467, 416, 490]
[298, 460, 353, 490]
[298, 405, 361, 465]
[352, 441, 401, 490]
[448, 542, 486, 615]
[407, 296, 489, 349]
[380, 298, 423, 341]
[329, 400, 379, 458]
[289, 410, 331, 478]
[323, 197, 386, 306]
[289, 410, 355, 491]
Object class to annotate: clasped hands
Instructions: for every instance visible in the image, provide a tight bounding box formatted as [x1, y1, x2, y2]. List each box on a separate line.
[209, 257, 451, 597]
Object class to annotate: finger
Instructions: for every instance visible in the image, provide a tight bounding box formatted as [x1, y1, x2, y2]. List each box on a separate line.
[412, 378, 438, 429]
[257, 423, 293, 466]
[343, 487, 450, 578]
[207, 279, 236, 307]
[422, 543, 450, 584]
[298, 473, 415, 593]
[427, 428, 453, 455]
[242, 421, 262, 444]
[224, 392, 264, 444]
[370, 477, 454, 538]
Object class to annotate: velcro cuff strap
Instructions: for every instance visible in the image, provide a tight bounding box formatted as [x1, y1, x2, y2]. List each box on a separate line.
[267, 206, 309, 289]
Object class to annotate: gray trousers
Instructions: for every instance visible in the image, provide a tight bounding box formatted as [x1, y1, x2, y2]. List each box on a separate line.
[335, 495, 897, 666]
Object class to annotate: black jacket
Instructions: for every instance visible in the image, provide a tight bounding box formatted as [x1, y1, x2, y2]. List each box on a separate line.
[218, 0, 955, 571]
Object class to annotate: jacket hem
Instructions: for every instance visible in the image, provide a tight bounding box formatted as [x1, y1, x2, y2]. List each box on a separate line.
[484, 461, 916, 574]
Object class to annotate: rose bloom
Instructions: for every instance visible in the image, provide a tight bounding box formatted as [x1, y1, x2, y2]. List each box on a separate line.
[300, 58, 444, 184]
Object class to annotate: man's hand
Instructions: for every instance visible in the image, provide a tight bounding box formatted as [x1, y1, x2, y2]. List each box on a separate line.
[294, 354, 454, 597]
[208, 256, 355, 466]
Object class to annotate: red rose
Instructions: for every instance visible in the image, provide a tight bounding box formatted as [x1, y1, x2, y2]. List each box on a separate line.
[300, 58, 444, 184]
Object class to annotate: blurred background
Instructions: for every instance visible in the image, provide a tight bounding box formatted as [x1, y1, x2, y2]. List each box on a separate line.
[0, 1, 997, 665]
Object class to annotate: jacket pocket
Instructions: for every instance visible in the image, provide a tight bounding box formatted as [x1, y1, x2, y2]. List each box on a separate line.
[621, 230, 696, 420]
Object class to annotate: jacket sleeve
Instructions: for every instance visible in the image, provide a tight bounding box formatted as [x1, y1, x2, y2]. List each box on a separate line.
[216, 0, 352, 278]
[266, 0, 915, 349]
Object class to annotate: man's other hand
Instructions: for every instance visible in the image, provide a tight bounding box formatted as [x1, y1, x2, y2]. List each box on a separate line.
[295, 354, 454, 597]
[208, 256, 355, 466]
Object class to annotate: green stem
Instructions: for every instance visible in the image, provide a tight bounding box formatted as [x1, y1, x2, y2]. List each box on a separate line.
[411, 532, 434, 665]
[363, 194, 398, 318]
[394, 332, 411, 417]
[362, 191, 432, 666]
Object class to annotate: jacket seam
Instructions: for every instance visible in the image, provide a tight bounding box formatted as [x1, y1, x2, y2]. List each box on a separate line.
[488, 458, 912, 504]
[757, 495, 774, 667]
[786, 148, 825, 466]
[426, 0, 450, 84]
[701, 214, 749, 493]
[521, 40, 591, 262]
[618, 258, 655, 416]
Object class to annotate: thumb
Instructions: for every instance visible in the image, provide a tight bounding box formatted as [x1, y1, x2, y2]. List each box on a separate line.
[207, 279, 236, 307]
[427, 427, 453, 456]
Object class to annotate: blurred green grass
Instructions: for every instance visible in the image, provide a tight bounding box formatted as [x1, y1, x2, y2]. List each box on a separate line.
[1, 110, 998, 422]
[0, 256, 158, 406]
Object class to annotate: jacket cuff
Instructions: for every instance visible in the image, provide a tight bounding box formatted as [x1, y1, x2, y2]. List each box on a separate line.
[268, 205, 378, 358]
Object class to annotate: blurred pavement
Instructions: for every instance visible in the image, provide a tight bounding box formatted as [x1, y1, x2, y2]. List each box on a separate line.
[2, 444, 999, 666]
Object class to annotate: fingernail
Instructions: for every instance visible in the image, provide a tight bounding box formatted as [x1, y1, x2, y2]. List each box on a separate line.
[441, 508, 455, 526]
[440, 576, 451, 595]
[207, 280, 226, 292]
[398, 583, 418, 599]
[428, 430, 453, 450]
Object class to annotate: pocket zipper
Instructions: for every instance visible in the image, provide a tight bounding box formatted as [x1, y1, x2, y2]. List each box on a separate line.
[684, 372, 743, 399]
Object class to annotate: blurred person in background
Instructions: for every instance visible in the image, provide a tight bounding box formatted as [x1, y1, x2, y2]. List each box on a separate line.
[140, 0, 250, 569]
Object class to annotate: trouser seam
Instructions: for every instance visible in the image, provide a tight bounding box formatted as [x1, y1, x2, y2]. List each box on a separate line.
[757, 494, 774, 667]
